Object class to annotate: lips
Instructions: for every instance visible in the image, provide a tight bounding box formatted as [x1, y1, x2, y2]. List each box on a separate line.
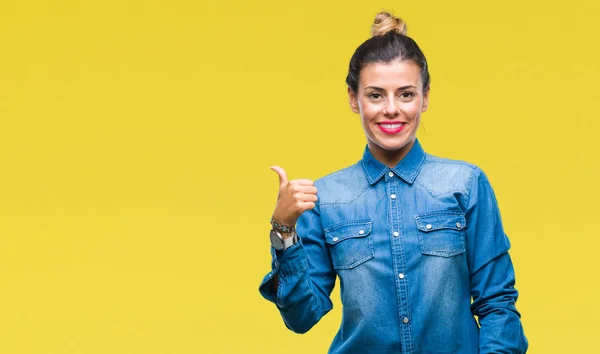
[377, 122, 407, 134]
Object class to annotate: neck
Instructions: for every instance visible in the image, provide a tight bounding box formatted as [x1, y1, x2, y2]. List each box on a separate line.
[368, 140, 415, 168]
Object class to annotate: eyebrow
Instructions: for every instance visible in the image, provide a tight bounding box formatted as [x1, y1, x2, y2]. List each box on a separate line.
[365, 85, 417, 91]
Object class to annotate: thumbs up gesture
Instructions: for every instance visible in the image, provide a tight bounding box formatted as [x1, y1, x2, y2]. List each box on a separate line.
[270, 166, 318, 227]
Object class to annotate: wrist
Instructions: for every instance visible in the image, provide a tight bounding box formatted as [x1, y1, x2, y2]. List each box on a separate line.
[278, 230, 296, 239]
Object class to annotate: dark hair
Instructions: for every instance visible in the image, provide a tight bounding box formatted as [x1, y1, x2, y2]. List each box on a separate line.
[345, 12, 430, 94]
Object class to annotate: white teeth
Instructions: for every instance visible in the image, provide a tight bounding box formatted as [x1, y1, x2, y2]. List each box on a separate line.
[380, 123, 404, 129]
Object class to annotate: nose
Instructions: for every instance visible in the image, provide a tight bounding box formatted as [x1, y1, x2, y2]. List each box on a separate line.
[383, 98, 399, 116]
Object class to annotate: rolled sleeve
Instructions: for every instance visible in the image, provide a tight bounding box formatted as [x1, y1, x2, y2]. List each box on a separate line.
[465, 168, 528, 353]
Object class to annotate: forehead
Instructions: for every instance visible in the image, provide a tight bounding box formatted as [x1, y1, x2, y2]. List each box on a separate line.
[359, 60, 422, 89]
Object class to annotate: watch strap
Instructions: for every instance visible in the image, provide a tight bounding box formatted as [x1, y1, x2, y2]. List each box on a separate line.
[281, 230, 298, 250]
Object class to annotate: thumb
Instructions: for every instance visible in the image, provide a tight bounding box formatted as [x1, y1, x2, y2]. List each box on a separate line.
[270, 166, 288, 187]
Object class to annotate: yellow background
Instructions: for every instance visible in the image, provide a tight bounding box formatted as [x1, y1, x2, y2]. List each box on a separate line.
[1, 0, 598, 353]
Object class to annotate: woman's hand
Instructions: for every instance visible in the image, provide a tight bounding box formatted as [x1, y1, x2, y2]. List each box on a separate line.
[270, 166, 318, 227]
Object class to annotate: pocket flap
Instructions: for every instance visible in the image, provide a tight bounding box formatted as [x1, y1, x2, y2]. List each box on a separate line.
[324, 220, 372, 245]
[415, 212, 466, 232]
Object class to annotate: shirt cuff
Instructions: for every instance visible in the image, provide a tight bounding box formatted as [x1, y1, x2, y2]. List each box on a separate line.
[271, 238, 308, 277]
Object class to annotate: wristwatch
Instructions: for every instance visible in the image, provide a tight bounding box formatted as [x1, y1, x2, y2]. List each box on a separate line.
[270, 229, 298, 251]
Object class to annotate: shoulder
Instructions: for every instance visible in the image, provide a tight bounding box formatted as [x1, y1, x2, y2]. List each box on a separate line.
[416, 153, 484, 197]
[314, 162, 369, 205]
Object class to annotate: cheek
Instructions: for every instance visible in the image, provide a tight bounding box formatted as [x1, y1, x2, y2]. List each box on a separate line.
[360, 102, 380, 120]
[404, 103, 423, 119]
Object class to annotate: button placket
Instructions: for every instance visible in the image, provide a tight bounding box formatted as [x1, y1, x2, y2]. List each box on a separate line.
[387, 172, 411, 344]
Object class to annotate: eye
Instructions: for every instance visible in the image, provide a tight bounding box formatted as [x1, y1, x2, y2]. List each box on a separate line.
[399, 92, 415, 101]
[367, 92, 384, 100]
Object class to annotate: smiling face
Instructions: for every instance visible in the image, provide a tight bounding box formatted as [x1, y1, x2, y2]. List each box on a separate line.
[349, 60, 429, 167]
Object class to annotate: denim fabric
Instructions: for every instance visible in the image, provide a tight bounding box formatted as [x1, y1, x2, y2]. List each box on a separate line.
[259, 140, 528, 354]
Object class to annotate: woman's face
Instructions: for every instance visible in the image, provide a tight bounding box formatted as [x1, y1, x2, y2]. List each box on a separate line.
[348, 60, 429, 166]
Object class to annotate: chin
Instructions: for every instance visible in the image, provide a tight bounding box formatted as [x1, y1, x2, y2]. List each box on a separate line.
[376, 138, 414, 151]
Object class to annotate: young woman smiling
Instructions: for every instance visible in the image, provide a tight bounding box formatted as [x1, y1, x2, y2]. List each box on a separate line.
[260, 12, 528, 354]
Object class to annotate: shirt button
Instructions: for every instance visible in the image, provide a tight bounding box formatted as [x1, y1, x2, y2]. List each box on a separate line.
[393, 231, 399, 237]
[426, 224, 432, 230]
[403, 317, 410, 324]
[332, 237, 339, 242]
[390, 194, 397, 199]
[456, 222, 462, 228]
[388, 172, 394, 177]
[359, 230, 365, 235]
[398, 273, 405, 279]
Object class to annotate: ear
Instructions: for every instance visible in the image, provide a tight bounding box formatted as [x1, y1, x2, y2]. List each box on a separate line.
[421, 87, 430, 113]
[348, 87, 359, 114]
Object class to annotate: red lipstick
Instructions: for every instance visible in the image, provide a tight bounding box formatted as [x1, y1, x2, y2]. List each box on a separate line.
[377, 122, 406, 134]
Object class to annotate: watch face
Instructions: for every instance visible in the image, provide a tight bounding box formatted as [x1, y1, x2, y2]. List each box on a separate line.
[270, 230, 285, 250]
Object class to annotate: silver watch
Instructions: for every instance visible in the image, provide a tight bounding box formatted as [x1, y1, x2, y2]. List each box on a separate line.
[270, 229, 298, 250]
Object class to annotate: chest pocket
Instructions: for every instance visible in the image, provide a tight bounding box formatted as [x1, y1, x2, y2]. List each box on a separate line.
[415, 212, 466, 257]
[324, 220, 374, 270]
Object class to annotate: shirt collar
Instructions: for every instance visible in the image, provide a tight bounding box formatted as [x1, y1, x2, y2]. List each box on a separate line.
[360, 139, 426, 185]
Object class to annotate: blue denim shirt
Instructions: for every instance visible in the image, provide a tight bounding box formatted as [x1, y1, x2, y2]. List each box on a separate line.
[259, 140, 528, 353]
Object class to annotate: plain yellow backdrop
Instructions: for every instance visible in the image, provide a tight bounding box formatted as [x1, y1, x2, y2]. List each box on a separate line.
[1, 0, 599, 353]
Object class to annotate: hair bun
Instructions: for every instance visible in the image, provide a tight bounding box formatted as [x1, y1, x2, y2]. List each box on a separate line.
[371, 12, 407, 37]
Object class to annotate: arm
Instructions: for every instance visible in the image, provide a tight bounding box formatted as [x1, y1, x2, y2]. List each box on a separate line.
[259, 196, 336, 333]
[465, 168, 528, 353]
[258, 167, 336, 333]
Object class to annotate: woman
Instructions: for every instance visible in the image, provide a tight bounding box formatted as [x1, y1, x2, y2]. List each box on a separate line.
[259, 12, 528, 354]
